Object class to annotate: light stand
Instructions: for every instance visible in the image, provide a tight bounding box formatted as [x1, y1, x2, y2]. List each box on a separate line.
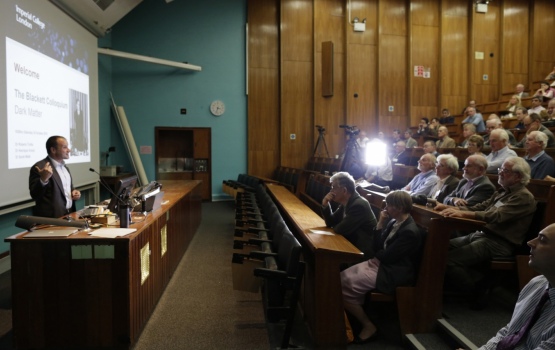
[339, 125, 363, 177]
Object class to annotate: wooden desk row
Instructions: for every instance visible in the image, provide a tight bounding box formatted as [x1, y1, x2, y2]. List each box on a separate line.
[6, 180, 202, 349]
[265, 183, 363, 349]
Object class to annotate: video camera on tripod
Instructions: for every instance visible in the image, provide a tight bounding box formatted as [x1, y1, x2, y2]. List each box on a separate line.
[316, 125, 326, 133]
[339, 124, 360, 137]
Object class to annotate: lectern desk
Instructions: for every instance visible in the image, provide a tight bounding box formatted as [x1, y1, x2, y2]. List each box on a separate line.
[6, 180, 202, 349]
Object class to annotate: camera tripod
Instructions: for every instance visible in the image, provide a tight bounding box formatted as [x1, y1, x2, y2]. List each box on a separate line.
[313, 126, 330, 157]
[340, 132, 364, 177]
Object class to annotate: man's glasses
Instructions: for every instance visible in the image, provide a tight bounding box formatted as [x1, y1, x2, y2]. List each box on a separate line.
[497, 168, 514, 175]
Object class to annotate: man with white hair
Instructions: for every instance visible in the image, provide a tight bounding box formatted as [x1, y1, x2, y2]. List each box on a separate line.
[485, 129, 517, 173]
[515, 83, 529, 99]
[426, 154, 460, 204]
[483, 117, 517, 146]
[459, 124, 476, 148]
[440, 157, 536, 295]
[524, 131, 555, 179]
[514, 113, 555, 148]
[438, 155, 496, 207]
[403, 153, 439, 196]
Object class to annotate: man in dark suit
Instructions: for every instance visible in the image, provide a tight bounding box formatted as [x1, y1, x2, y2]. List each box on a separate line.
[391, 140, 411, 165]
[437, 155, 495, 208]
[322, 172, 377, 258]
[29, 136, 81, 218]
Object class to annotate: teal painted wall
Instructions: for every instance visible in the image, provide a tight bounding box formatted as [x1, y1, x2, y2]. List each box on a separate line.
[100, 0, 248, 200]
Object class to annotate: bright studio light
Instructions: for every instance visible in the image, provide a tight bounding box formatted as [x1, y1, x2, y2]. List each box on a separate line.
[365, 139, 387, 166]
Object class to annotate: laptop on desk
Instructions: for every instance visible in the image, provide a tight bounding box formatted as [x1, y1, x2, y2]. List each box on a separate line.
[24, 227, 79, 238]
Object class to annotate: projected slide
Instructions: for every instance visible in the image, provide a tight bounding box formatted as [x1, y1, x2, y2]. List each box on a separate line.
[7, 38, 90, 168]
[1, 0, 99, 207]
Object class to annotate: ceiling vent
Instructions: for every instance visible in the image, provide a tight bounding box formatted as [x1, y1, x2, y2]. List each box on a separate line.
[93, 0, 115, 11]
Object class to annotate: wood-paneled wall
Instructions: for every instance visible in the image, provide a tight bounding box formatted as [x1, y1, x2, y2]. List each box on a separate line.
[247, 0, 555, 177]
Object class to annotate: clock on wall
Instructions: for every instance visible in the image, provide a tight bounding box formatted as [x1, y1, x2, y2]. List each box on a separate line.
[210, 100, 225, 116]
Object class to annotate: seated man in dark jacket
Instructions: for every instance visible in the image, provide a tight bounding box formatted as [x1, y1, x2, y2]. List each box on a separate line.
[322, 172, 377, 258]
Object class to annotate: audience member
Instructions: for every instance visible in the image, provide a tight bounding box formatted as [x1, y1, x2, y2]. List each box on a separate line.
[485, 129, 517, 173]
[440, 109, 455, 124]
[429, 118, 440, 136]
[391, 129, 402, 149]
[515, 83, 529, 99]
[341, 191, 423, 344]
[477, 223, 555, 349]
[467, 135, 486, 157]
[422, 140, 439, 157]
[461, 100, 481, 115]
[404, 129, 417, 148]
[322, 172, 377, 257]
[505, 95, 523, 116]
[459, 124, 476, 148]
[524, 131, 555, 180]
[391, 141, 411, 165]
[439, 155, 495, 207]
[416, 118, 431, 136]
[513, 107, 528, 129]
[403, 154, 439, 196]
[462, 107, 486, 132]
[356, 130, 369, 149]
[484, 117, 517, 146]
[364, 154, 393, 188]
[514, 113, 555, 148]
[425, 154, 460, 204]
[534, 81, 554, 100]
[547, 99, 555, 119]
[528, 96, 546, 115]
[436, 126, 457, 148]
[440, 157, 536, 295]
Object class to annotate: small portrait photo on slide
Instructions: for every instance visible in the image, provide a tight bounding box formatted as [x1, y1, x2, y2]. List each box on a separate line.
[69, 90, 89, 156]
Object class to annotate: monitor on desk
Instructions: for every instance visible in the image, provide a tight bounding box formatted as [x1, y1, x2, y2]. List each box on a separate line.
[107, 175, 138, 213]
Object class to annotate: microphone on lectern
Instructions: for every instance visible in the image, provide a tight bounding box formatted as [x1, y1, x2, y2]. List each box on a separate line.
[89, 168, 131, 228]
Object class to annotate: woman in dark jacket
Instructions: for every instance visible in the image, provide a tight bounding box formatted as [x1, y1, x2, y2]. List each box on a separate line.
[341, 191, 423, 343]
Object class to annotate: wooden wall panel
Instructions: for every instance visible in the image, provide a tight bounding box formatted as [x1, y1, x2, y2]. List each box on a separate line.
[378, 0, 407, 134]
[281, 61, 314, 167]
[282, 0, 313, 61]
[411, 0, 439, 27]
[248, 0, 279, 69]
[472, 2, 500, 103]
[314, 0, 346, 159]
[380, 0, 407, 36]
[531, 1, 555, 82]
[247, 0, 279, 177]
[411, 24, 439, 124]
[501, 0, 529, 95]
[314, 0, 345, 53]
[378, 34, 408, 133]
[347, 44, 377, 134]
[281, 0, 314, 168]
[440, 0, 468, 114]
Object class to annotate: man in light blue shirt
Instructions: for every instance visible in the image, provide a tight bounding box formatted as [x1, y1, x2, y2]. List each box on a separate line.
[485, 129, 517, 173]
[462, 106, 486, 132]
[403, 154, 438, 196]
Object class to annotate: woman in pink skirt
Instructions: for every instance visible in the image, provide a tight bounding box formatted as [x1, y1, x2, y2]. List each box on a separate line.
[341, 191, 423, 344]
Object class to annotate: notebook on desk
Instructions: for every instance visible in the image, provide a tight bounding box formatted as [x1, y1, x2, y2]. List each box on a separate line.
[24, 227, 79, 238]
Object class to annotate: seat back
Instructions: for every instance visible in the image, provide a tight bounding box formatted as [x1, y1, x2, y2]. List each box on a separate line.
[276, 230, 303, 277]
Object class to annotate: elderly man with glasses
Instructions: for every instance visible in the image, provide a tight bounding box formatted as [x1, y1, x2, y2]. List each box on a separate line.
[438, 157, 536, 299]
[322, 172, 377, 257]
